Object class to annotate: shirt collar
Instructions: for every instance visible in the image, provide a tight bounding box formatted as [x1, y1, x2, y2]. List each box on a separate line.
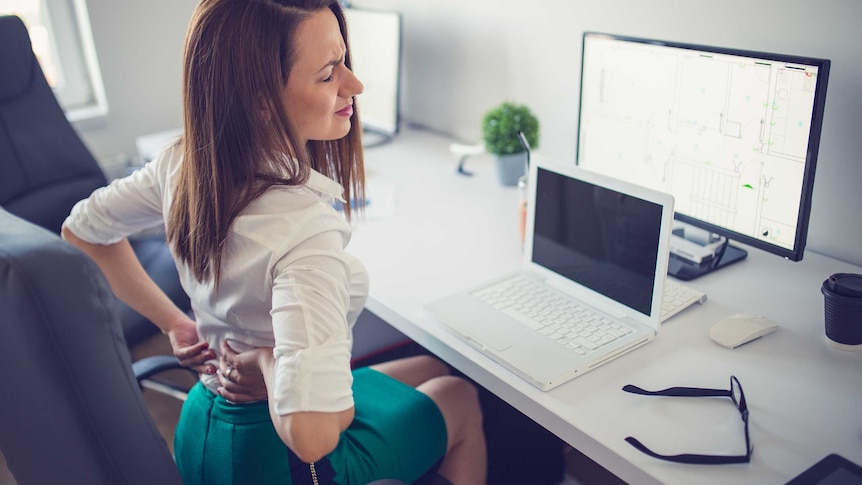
[305, 169, 346, 203]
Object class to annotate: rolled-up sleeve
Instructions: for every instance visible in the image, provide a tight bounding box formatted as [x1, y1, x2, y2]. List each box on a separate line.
[269, 230, 355, 415]
[63, 155, 167, 244]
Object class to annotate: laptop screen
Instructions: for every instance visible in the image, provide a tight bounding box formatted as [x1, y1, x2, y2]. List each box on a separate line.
[531, 167, 664, 316]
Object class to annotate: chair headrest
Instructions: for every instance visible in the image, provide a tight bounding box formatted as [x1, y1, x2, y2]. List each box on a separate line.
[0, 15, 35, 102]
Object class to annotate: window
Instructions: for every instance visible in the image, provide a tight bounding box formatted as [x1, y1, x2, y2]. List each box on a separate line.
[1, 0, 108, 121]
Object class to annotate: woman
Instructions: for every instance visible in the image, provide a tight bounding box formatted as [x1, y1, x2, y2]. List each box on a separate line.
[61, 1, 486, 484]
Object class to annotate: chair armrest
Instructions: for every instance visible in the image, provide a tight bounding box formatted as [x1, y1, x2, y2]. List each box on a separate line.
[131, 354, 191, 381]
[132, 355, 198, 400]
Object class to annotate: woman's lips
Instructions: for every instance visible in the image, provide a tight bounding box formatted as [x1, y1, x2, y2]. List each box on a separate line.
[336, 104, 353, 117]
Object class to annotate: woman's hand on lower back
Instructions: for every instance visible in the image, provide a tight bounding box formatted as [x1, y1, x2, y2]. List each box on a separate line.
[167, 317, 216, 375]
[216, 340, 271, 403]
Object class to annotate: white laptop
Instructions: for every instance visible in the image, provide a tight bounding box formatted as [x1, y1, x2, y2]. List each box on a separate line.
[425, 155, 675, 391]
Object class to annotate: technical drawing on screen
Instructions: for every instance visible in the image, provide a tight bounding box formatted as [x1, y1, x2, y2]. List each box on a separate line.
[576, 32, 830, 280]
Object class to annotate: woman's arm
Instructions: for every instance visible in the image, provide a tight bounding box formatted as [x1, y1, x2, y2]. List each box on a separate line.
[215, 342, 352, 462]
[61, 225, 215, 374]
[258, 350, 354, 463]
[253, 226, 359, 463]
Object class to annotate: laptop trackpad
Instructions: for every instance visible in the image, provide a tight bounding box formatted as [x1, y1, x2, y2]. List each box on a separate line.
[466, 316, 512, 351]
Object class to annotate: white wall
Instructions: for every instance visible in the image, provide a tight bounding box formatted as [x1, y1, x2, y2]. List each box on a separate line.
[352, 0, 862, 267]
[77, 0, 862, 266]
[75, 0, 195, 164]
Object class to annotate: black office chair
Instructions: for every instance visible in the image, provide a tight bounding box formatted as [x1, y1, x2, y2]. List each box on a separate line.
[0, 208, 406, 485]
[0, 14, 189, 348]
[0, 208, 190, 484]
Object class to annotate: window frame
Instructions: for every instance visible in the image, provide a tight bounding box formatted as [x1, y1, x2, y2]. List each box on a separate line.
[2, 0, 108, 121]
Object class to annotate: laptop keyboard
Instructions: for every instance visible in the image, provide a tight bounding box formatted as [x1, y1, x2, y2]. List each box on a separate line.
[472, 276, 634, 355]
[661, 280, 707, 322]
[472, 276, 707, 354]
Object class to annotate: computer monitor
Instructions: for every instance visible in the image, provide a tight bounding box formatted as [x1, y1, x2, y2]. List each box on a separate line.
[344, 7, 402, 146]
[576, 32, 830, 280]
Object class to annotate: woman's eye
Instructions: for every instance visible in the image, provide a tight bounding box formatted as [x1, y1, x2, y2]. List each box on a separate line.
[323, 71, 334, 83]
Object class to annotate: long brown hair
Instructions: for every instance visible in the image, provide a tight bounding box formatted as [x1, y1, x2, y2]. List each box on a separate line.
[167, 0, 365, 285]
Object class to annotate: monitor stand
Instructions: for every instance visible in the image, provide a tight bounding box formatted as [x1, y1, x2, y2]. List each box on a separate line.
[667, 223, 747, 280]
[668, 243, 747, 280]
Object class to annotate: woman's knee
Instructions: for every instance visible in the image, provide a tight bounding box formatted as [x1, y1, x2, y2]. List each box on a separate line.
[420, 376, 483, 429]
[412, 354, 452, 378]
[370, 354, 451, 387]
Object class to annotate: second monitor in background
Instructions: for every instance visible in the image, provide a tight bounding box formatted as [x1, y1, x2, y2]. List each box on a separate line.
[575, 32, 830, 280]
[344, 7, 402, 147]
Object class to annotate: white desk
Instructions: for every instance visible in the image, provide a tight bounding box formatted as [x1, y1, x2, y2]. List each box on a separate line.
[348, 127, 862, 484]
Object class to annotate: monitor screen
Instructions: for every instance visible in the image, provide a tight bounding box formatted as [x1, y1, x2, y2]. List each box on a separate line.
[344, 7, 402, 142]
[576, 32, 830, 279]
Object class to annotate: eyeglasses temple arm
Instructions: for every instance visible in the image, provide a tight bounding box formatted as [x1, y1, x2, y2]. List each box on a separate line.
[622, 384, 730, 398]
[625, 437, 750, 464]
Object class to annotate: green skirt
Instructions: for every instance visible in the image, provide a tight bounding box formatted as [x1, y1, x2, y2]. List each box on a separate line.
[174, 367, 447, 485]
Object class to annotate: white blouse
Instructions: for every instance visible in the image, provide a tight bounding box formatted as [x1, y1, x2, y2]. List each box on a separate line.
[64, 143, 367, 415]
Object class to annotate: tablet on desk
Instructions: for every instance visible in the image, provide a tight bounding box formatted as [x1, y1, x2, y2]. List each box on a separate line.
[787, 454, 862, 485]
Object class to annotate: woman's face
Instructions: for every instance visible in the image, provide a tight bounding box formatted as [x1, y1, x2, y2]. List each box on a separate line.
[284, 8, 364, 144]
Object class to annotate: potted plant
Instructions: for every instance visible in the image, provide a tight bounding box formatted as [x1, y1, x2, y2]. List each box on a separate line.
[482, 102, 540, 186]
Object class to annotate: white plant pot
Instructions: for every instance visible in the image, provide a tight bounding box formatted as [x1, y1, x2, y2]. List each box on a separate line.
[494, 152, 527, 186]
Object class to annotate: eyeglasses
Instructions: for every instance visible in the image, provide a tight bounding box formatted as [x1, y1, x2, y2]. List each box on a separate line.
[622, 375, 752, 465]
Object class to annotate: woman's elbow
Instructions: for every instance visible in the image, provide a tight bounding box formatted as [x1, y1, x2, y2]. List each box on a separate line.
[60, 224, 90, 249]
[60, 223, 75, 243]
[289, 432, 341, 464]
[273, 411, 350, 463]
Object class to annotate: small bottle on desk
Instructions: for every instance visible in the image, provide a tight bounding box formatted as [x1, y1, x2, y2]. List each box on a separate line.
[518, 174, 528, 245]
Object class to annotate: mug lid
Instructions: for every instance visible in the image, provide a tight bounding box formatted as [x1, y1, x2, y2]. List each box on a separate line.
[826, 273, 862, 298]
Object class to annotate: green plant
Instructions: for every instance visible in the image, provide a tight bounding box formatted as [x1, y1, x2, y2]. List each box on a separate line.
[481, 102, 540, 156]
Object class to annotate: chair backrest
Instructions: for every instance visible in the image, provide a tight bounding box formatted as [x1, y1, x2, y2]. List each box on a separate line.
[0, 15, 191, 349]
[0, 208, 184, 485]
[0, 15, 108, 234]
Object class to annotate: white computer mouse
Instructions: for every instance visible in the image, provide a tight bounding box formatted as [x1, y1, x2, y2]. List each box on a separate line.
[709, 314, 778, 349]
